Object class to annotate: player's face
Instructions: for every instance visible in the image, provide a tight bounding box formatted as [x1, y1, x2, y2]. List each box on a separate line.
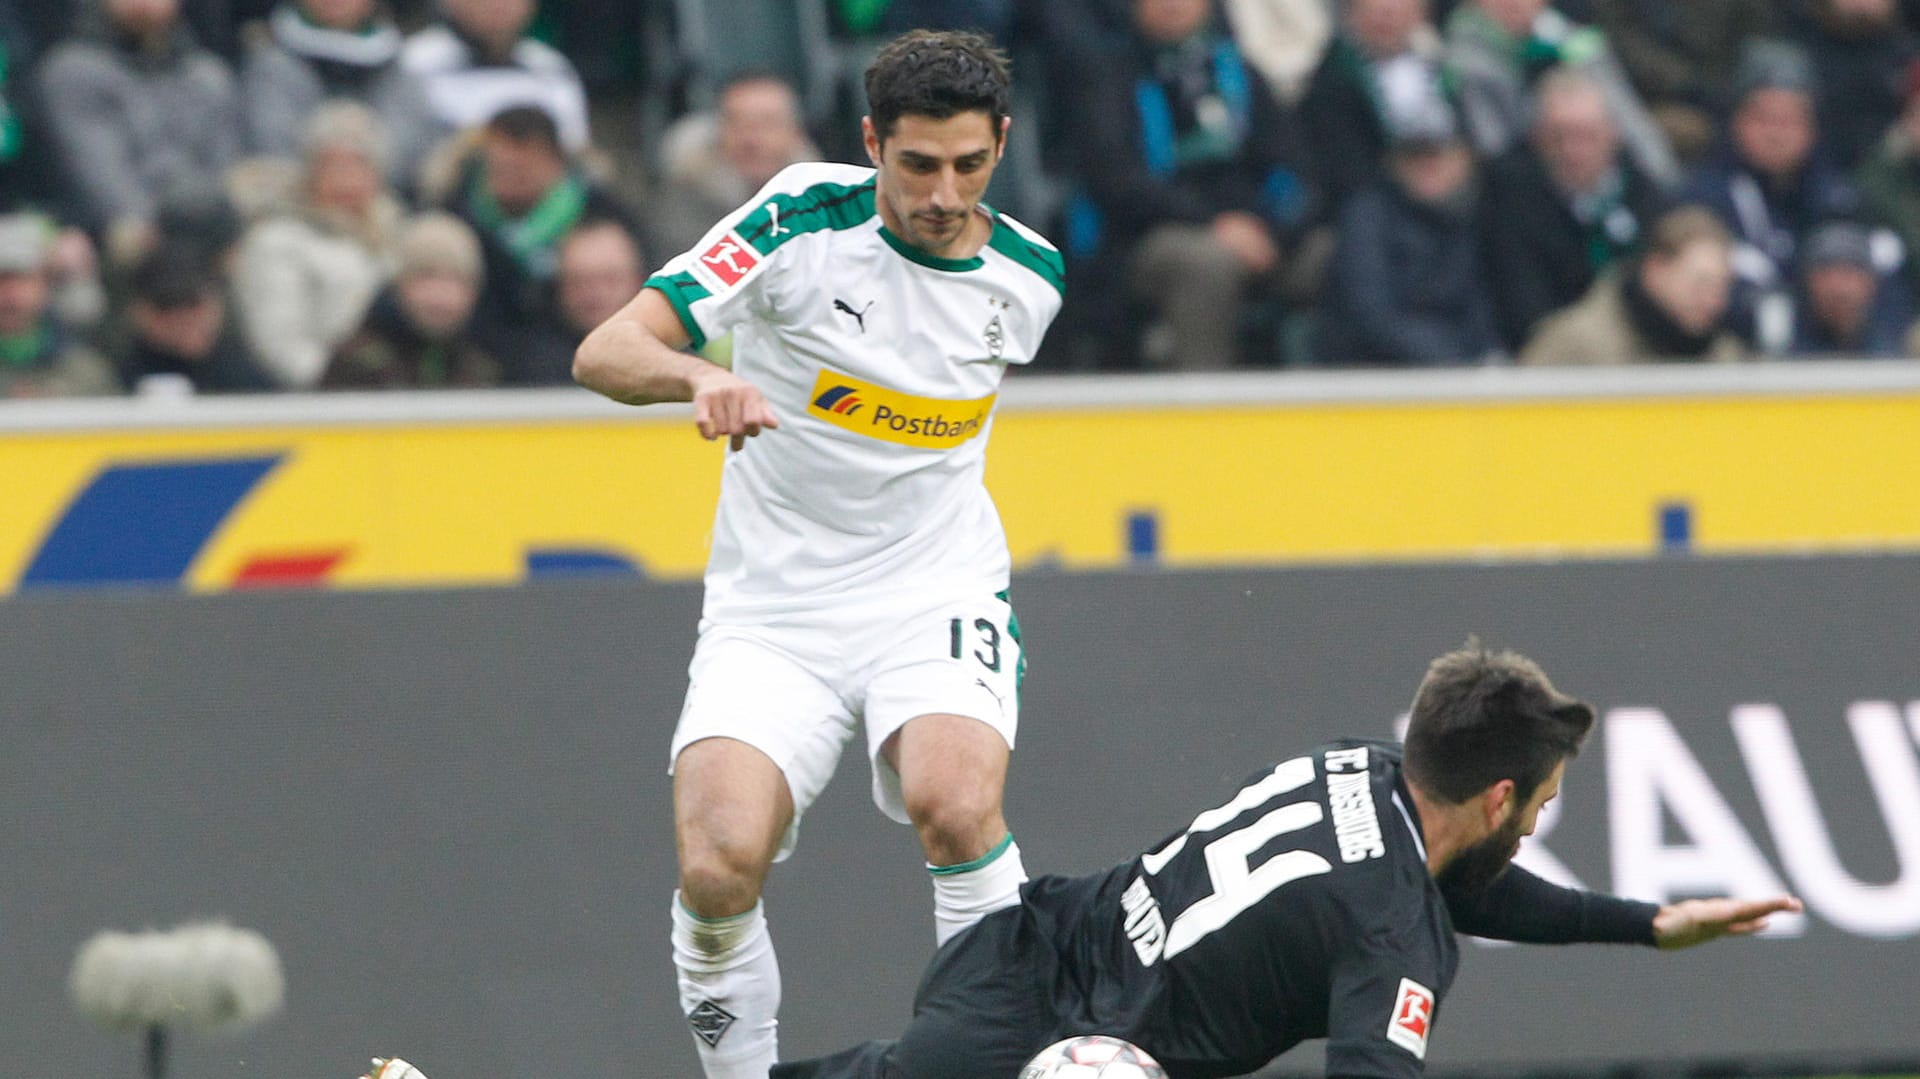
[1437, 760, 1564, 895]
[865, 111, 1006, 258]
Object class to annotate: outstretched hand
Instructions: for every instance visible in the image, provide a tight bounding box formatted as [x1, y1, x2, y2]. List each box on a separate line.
[1652, 895, 1803, 950]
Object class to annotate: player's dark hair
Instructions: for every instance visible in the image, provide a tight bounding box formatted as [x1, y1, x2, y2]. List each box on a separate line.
[485, 105, 564, 156]
[1400, 642, 1595, 806]
[863, 29, 1011, 143]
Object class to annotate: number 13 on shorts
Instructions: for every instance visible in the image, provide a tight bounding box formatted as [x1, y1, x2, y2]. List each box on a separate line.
[946, 591, 1024, 688]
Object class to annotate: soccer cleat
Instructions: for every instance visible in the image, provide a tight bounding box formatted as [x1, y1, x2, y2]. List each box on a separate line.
[362, 1057, 430, 1079]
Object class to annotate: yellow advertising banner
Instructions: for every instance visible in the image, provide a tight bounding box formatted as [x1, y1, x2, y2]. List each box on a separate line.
[4, 379, 1918, 594]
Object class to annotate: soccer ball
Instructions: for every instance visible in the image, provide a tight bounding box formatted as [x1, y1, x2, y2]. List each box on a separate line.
[361, 1058, 430, 1079]
[1019, 1035, 1168, 1079]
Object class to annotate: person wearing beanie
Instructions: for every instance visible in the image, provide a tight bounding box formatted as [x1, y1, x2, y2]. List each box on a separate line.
[1320, 102, 1502, 366]
[321, 210, 503, 388]
[1789, 218, 1914, 356]
[1681, 39, 1865, 352]
[0, 213, 119, 398]
[239, 0, 439, 190]
[231, 100, 405, 389]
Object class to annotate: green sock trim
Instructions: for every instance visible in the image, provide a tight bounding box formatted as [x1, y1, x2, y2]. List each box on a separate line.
[678, 898, 755, 925]
[928, 832, 1015, 877]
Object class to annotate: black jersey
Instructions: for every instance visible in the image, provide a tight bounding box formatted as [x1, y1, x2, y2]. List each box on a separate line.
[1024, 739, 1453, 1078]
[771, 739, 1658, 1079]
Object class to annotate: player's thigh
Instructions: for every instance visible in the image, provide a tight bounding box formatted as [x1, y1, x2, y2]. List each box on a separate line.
[673, 626, 857, 866]
[860, 592, 1023, 825]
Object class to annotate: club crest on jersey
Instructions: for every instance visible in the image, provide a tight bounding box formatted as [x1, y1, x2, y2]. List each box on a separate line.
[1386, 978, 1435, 1059]
[983, 314, 1005, 359]
[807, 368, 995, 449]
[695, 231, 759, 290]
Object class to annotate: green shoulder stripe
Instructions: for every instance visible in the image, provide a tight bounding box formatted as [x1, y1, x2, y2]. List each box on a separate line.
[644, 270, 712, 350]
[734, 180, 878, 258]
[987, 216, 1066, 297]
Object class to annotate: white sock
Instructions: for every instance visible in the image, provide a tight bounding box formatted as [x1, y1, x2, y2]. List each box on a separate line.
[928, 833, 1027, 946]
[671, 893, 780, 1079]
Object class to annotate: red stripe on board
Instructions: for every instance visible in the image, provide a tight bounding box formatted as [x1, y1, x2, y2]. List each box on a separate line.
[232, 549, 351, 589]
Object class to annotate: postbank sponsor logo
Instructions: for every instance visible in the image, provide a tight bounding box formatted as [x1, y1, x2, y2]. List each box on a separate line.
[807, 369, 995, 449]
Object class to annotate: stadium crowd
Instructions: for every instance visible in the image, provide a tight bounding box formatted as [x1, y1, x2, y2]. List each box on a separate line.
[4, 0, 1920, 396]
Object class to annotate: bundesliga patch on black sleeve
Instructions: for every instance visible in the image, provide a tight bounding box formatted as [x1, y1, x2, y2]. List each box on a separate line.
[1386, 978, 1434, 1059]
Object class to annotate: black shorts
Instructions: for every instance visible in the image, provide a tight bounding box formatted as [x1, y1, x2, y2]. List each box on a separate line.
[772, 905, 1066, 1079]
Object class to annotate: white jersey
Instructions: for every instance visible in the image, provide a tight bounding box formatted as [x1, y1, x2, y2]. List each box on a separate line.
[646, 162, 1065, 621]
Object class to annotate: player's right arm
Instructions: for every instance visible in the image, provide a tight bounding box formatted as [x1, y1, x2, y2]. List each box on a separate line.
[572, 285, 779, 450]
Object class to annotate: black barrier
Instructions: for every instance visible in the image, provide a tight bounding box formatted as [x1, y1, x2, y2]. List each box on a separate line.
[4, 557, 1918, 1079]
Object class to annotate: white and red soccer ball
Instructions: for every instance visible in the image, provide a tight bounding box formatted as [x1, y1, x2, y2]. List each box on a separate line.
[1020, 1035, 1168, 1079]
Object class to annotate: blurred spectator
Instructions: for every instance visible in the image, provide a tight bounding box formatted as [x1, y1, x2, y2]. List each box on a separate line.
[232, 103, 403, 389]
[1318, 104, 1499, 366]
[651, 72, 817, 259]
[1683, 42, 1863, 351]
[1059, 0, 1319, 369]
[1590, 1, 1780, 165]
[1858, 59, 1920, 296]
[239, 0, 440, 190]
[1222, 0, 1337, 103]
[1790, 219, 1913, 355]
[0, 4, 82, 222]
[1791, 0, 1919, 172]
[555, 217, 646, 350]
[0, 214, 119, 397]
[401, 0, 590, 152]
[323, 210, 502, 388]
[1299, 0, 1455, 215]
[1445, 0, 1680, 187]
[118, 241, 274, 394]
[441, 105, 639, 381]
[1483, 67, 1668, 350]
[1522, 205, 1746, 364]
[151, 177, 245, 269]
[36, 0, 241, 248]
[864, 0, 1021, 42]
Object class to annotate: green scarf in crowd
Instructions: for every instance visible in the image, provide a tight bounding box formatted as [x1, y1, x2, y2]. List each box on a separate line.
[468, 168, 589, 273]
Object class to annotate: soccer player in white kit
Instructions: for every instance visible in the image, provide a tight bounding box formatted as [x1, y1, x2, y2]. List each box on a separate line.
[572, 30, 1063, 1079]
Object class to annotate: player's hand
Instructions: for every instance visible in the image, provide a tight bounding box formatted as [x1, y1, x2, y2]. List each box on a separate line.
[1652, 895, 1802, 949]
[689, 367, 780, 451]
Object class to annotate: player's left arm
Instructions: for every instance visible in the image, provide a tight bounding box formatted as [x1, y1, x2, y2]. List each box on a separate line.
[1446, 864, 1800, 948]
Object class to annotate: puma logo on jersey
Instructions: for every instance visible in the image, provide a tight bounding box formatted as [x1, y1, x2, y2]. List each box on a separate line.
[1386, 978, 1435, 1059]
[696, 231, 759, 289]
[834, 298, 874, 332]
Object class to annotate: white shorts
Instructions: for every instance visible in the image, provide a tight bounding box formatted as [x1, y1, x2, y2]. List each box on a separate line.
[669, 589, 1024, 860]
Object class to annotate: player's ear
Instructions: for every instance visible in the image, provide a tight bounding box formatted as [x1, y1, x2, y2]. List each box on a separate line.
[1482, 779, 1517, 830]
[862, 116, 882, 167]
[996, 115, 1011, 161]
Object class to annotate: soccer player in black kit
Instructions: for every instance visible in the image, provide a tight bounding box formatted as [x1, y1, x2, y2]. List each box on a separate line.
[774, 645, 1801, 1079]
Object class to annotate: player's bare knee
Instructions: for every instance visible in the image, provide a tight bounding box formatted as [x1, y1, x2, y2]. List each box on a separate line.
[678, 837, 772, 915]
[905, 787, 1001, 856]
